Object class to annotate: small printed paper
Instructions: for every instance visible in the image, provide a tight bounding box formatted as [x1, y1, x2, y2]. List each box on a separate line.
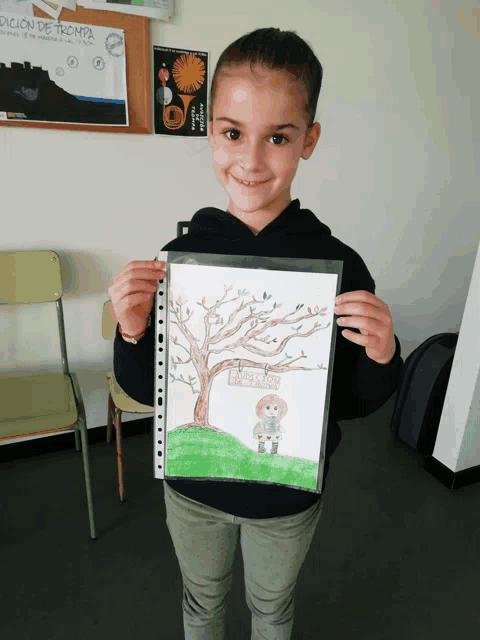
[153, 45, 208, 138]
[79, 0, 173, 21]
[0, 0, 34, 16]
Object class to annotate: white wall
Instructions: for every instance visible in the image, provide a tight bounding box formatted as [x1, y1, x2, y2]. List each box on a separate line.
[433, 240, 480, 473]
[1, 0, 479, 469]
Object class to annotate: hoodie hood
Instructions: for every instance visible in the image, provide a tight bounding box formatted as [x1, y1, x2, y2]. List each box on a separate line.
[161, 197, 375, 294]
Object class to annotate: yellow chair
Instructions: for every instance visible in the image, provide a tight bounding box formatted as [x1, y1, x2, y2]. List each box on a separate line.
[102, 300, 154, 503]
[0, 250, 96, 540]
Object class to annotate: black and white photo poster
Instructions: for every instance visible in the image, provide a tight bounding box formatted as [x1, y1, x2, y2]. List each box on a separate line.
[0, 13, 128, 126]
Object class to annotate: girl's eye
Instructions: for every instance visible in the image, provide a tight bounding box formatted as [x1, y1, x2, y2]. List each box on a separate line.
[222, 129, 289, 146]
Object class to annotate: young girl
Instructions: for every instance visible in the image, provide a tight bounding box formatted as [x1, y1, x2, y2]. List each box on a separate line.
[109, 28, 403, 640]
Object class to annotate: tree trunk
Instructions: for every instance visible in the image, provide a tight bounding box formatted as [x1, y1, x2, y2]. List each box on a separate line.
[179, 369, 224, 433]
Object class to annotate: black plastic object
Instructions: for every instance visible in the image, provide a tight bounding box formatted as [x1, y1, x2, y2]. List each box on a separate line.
[391, 332, 459, 456]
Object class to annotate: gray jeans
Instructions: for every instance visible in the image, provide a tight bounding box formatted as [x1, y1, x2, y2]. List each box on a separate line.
[163, 480, 324, 640]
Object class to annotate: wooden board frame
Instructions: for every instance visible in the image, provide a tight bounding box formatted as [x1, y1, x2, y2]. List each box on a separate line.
[0, 6, 152, 134]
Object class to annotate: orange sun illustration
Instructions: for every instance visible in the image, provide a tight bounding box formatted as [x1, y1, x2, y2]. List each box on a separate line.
[172, 54, 206, 94]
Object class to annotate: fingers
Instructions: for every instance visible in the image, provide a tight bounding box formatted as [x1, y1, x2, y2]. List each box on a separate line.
[335, 302, 385, 323]
[335, 294, 390, 323]
[335, 290, 386, 310]
[108, 261, 167, 331]
[111, 261, 165, 282]
[109, 261, 166, 296]
[337, 314, 384, 335]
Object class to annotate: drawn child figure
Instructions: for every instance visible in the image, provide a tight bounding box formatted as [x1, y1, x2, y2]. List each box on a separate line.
[253, 394, 287, 454]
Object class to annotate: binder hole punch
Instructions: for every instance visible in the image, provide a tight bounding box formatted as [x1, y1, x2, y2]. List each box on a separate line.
[157, 451, 162, 456]
[158, 375, 163, 379]
[158, 465, 162, 469]
[158, 440, 162, 445]
[159, 319, 163, 324]
[158, 426, 163, 431]
[159, 348, 163, 352]
[158, 388, 163, 393]
[159, 305, 163, 310]
[157, 397, 163, 406]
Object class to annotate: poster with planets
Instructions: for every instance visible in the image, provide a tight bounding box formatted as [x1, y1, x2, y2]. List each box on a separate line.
[0, 13, 128, 126]
[153, 45, 208, 137]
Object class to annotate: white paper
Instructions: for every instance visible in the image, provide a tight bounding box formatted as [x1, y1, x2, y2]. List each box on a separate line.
[78, 0, 172, 21]
[0, 0, 34, 16]
[31, 0, 62, 19]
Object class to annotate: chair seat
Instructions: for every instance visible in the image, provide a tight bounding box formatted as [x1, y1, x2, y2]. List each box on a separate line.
[106, 371, 154, 413]
[0, 373, 77, 440]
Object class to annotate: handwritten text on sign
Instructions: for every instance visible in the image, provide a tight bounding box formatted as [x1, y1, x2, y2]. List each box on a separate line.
[228, 370, 280, 390]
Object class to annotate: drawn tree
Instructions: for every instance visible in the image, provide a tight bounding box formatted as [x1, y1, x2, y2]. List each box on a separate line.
[169, 284, 331, 433]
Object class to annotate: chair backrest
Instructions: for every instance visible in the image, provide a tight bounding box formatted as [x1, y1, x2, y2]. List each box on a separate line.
[0, 250, 70, 376]
[0, 250, 63, 304]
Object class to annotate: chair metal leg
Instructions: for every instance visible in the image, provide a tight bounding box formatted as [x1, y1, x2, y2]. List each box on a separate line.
[74, 429, 81, 452]
[106, 393, 114, 444]
[113, 408, 125, 503]
[79, 419, 97, 539]
[70, 372, 97, 540]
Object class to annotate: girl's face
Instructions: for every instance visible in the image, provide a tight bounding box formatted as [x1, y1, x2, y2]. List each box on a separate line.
[208, 65, 321, 234]
[265, 404, 279, 417]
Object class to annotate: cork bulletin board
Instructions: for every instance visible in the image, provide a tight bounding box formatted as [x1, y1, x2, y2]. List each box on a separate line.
[0, 6, 152, 134]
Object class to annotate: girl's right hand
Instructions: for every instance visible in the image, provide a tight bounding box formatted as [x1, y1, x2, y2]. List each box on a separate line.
[108, 260, 166, 338]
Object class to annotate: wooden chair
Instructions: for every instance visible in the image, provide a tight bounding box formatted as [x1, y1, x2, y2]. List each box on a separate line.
[102, 300, 154, 502]
[0, 250, 96, 540]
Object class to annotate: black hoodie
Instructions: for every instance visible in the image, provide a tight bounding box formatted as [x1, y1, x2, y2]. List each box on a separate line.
[114, 198, 403, 518]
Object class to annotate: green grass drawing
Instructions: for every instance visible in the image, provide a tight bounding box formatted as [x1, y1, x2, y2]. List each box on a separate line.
[165, 426, 318, 490]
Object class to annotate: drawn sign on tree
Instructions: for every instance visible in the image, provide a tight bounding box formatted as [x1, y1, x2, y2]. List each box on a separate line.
[155, 252, 343, 494]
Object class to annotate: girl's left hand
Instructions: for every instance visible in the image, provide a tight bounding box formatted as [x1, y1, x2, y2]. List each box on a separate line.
[334, 290, 396, 364]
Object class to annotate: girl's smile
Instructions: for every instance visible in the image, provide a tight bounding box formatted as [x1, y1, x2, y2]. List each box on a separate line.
[231, 175, 272, 187]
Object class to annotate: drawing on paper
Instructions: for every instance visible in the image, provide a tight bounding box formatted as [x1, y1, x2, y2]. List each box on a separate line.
[169, 284, 329, 434]
[161, 261, 338, 492]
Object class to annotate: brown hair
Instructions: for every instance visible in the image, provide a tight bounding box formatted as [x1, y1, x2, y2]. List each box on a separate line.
[208, 28, 323, 131]
[256, 394, 288, 421]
